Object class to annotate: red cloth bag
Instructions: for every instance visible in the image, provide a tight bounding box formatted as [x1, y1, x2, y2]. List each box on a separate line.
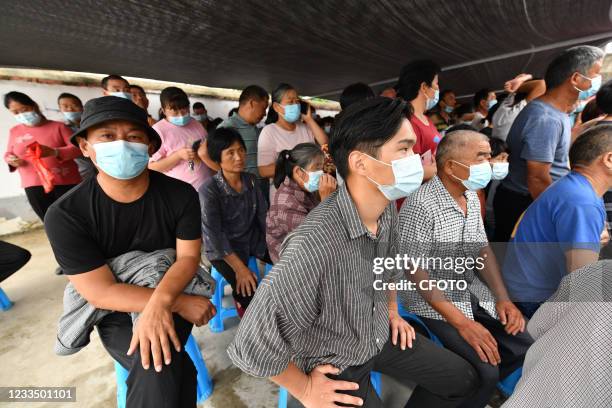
[25, 141, 56, 193]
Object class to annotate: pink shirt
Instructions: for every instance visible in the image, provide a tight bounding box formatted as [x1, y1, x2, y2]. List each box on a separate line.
[151, 118, 213, 190]
[257, 122, 315, 166]
[4, 120, 82, 188]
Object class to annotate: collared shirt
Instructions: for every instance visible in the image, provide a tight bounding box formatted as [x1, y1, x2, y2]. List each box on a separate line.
[398, 176, 498, 321]
[227, 184, 401, 377]
[503, 260, 612, 408]
[198, 171, 267, 263]
[219, 113, 261, 177]
[266, 177, 319, 263]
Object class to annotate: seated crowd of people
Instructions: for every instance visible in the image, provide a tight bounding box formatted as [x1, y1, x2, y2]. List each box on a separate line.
[2, 44, 611, 408]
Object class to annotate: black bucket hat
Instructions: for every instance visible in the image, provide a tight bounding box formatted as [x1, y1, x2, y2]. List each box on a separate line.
[70, 96, 162, 152]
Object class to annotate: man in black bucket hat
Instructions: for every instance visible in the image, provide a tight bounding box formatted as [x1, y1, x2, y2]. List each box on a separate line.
[44, 96, 215, 407]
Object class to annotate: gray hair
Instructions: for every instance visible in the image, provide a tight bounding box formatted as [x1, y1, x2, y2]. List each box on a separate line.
[570, 124, 612, 168]
[436, 130, 488, 168]
[545, 45, 604, 90]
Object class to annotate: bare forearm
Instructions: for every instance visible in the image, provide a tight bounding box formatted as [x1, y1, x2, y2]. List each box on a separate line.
[153, 256, 200, 307]
[149, 153, 181, 173]
[223, 252, 247, 274]
[258, 164, 275, 179]
[88, 283, 190, 313]
[305, 118, 329, 145]
[527, 175, 551, 199]
[270, 362, 309, 401]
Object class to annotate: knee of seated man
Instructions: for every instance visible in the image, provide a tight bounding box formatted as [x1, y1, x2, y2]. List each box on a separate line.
[446, 359, 479, 399]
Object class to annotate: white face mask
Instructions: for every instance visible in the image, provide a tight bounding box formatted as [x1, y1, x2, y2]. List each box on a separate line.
[365, 154, 424, 200]
[491, 162, 509, 180]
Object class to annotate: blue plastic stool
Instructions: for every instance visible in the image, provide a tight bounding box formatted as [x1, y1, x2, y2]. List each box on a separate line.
[114, 334, 213, 407]
[278, 371, 381, 407]
[397, 302, 522, 396]
[0, 288, 12, 311]
[209, 256, 262, 333]
[497, 366, 522, 397]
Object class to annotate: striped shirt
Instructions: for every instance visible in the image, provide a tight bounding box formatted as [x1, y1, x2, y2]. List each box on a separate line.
[227, 184, 401, 377]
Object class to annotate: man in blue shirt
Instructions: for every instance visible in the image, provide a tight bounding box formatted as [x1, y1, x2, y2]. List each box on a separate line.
[503, 125, 612, 317]
[494, 45, 604, 242]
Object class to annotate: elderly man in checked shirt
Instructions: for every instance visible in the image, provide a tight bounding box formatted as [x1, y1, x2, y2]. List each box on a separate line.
[398, 130, 533, 408]
[228, 98, 478, 408]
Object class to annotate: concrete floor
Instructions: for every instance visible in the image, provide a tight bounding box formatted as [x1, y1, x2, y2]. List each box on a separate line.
[0, 229, 277, 408]
[1, 229, 500, 408]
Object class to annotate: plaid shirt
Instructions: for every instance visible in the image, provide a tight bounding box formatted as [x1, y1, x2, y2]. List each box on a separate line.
[398, 176, 498, 321]
[266, 178, 319, 263]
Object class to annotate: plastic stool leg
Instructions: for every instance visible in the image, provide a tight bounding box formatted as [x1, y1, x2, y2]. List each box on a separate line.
[278, 386, 288, 408]
[0, 288, 13, 311]
[114, 361, 128, 408]
[185, 335, 214, 402]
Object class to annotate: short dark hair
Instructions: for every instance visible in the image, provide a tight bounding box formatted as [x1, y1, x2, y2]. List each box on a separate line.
[446, 123, 477, 133]
[440, 89, 454, 99]
[273, 143, 324, 188]
[330, 97, 412, 179]
[129, 84, 146, 94]
[489, 137, 509, 158]
[160, 86, 189, 110]
[192, 102, 206, 110]
[396, 60, 441, 101]
[570, 124, 612, 168]
[4, 91, 36, 109]
[239, 85, 269, 106]
[57, 92, 82, 107]
[101, 74, 128, 90]
[339, 83, 375, 110]
[207, 127, 246, 163]
[544, 45, 604, 90]
[580, 99, 603, 123]
[596, 79, 612, 114]
[473, 88, 493, 108]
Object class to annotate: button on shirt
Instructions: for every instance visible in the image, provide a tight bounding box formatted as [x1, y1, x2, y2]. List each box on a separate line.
[198, 172, 267, 263]
[227, 184, 401, 377]
[398, 176, 498, 321]
[219, 113, 261, 177]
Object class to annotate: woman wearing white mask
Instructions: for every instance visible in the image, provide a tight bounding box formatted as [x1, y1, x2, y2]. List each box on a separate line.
[149, 87, 218, 191]
[266, 143, 337, 263]
[396, 60, 443, 182]
[257, 83, 328, 200]
[3, 91, 82, 221]
[485, 137, 510, 240]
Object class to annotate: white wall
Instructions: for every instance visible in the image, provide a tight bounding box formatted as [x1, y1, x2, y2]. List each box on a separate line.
[0, 79, 338, 201]
[0, 80, 240, 199]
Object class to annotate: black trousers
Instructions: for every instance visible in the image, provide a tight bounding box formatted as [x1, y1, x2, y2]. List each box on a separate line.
[0, 241, 31, 283]
[291, 333, 478, 408]
[97, 312, 197, 408]
[421, 302, 533, 408]
[211, 254, 272, 311]
[492, 185, 533, 243]
[24, 184, 77, 221]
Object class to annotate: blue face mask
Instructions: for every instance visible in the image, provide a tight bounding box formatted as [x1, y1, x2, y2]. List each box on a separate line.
[110, 92, 132, 100]
[366, 154, 424, 201]
[426, 89, 440, 111]
[15, 111, 41, 126]
[92, 140, 150, 180]
[487, 99, 498, 110]
[62, 111, 82, 123]
[491, 162, 509, 180]
[283, 104, 301, 123]
[193, 114, 208, 122]
[302, 169, 323, 192]
[444, 105, 454, 113]
[575, 74, 602, 100]
[452, 160, 492, 190]
[168, 115, 191, 126]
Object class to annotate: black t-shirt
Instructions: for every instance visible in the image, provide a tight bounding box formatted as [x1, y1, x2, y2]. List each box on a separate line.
[44, 171, 201, 275]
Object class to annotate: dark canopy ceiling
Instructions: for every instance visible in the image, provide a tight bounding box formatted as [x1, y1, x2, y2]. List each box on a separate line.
[1, 0, 612, 100]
